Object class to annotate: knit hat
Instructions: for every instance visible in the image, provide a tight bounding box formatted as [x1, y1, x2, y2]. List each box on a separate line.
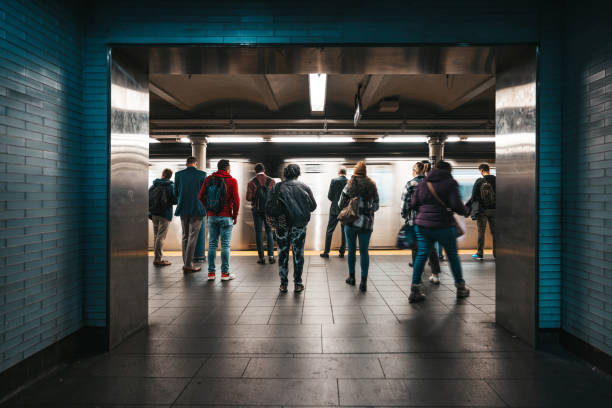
[353, 160, 367, 176]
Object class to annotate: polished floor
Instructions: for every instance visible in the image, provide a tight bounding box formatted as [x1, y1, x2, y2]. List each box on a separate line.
[4, 254, 612, 407]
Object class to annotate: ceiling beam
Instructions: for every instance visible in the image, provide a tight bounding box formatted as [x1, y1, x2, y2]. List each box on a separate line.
[442, 76, 496, 112]
[360, 75, 385, 111]
[250, 75, 280, 111]
[149, 82, 193, 111]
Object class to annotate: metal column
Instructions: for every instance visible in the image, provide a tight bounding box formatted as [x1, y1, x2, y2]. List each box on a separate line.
[191, 136, 207, 262]
[428, 134, 446, 165]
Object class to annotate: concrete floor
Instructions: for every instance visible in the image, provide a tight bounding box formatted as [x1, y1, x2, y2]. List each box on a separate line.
[5, 254, 612, 407]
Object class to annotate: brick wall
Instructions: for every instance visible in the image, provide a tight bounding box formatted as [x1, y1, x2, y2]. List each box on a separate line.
[0, 0, 83, 372]
[562, 1, 612, 354]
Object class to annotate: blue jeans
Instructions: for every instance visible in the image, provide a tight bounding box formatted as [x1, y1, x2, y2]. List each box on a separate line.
[253, 209, 274, 259]
[344, 225, 372, 278]
[412, 225, 465, 285]
[207, 216, 233, 273]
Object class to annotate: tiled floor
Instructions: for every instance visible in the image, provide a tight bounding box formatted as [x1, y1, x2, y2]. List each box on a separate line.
[4, 254, 612, 407]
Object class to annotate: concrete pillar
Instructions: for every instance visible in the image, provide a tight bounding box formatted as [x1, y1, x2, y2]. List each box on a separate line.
[191, 136, 207, 263]
[427, 134, 447, 166]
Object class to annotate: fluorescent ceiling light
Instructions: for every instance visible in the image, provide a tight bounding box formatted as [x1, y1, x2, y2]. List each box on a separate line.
[148, 138, 160, 143]
[376, 136, 428, 143]
[207, 137, 264, 143]
[467, 137, 496, 142]
[309, 73, 327, 112]
[271, 136, 353, 143]
[180, 137, 191, 143]
[445, 136, 461, 142]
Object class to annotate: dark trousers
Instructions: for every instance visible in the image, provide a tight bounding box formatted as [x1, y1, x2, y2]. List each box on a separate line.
[277, 225, 307, 285]
[253, 209, 274, 259]
[477, 209, 496, 257]
[411, 244, 441, 274]
[323, 213, 346, 255]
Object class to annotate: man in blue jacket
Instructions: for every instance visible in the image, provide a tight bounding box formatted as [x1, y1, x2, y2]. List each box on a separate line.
[174, 156, 207, 272]
[149, 168, 178, 266]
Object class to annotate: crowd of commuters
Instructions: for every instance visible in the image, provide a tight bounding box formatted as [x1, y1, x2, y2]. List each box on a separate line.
[149, 156, 494, 297]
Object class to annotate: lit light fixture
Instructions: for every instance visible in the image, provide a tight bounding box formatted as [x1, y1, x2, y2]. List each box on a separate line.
[271, 136, 353, 143]
[207, 137, 264, 143]
[309, 73, 327, 112]
[179, 137, 191, 143]
[445, 136, 462, 142]
[148, 138, 160, 143]
[376, 135, 428, 143]
[466, 137, 496, 142]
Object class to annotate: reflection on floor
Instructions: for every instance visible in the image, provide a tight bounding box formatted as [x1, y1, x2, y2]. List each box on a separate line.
[5, 255, 612, 407]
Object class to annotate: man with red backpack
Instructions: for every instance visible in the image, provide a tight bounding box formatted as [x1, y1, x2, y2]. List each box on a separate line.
[199, 159, 240, 281]
[246, 163, 276, 265]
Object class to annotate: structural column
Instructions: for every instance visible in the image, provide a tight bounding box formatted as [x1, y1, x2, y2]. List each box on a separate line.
[427, 134, 447, 165]
[191, 136, 207, 263]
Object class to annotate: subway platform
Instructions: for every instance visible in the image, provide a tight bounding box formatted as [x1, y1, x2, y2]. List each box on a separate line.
[3, 255, 612, 407]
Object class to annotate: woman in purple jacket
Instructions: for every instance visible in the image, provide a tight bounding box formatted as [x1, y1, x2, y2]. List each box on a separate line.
[409, 160, 470, 303]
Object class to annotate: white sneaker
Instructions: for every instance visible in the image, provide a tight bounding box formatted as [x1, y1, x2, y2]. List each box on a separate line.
[221, 272, 236, 281]
[428, 274, 440, 284]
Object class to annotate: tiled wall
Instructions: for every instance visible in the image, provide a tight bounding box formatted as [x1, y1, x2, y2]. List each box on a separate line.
[562, 2, 612, 354]
[0, 0, 83, 372]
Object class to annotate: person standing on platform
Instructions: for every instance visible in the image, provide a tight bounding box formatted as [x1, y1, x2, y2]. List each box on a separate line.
[470, 163, 496, 260]
[320, 167, 348, 259]
[199, 159, 240, 281]
[149, 168, 178, 266]
[174, 156, 207, 272]
[246, 163, 276, 265]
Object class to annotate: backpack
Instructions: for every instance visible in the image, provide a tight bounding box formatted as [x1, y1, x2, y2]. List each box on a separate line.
[264, 185, 285, 218]
[479, 178, 496, 207]
[252, 176, 272, 215]
[149, 184, 169, 216]
[337, 196, 360, 224]
[202, 176, 227, 214]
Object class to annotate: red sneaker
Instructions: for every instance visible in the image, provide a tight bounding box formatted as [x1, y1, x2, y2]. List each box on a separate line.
[207, 272, 215, 281]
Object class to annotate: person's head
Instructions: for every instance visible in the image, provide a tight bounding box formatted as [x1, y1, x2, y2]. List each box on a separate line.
[254, 163, 265, 174]
[478, 163, 490, 175]
[420, 159, 431, 174]
[186, 156, 198, 167]
[217, 159, 230, 173]
[283, 163, 301, 180]
[338, 167, 347, 176]
[353, 160, 367, 177]
[412, 161, 425, 176]
[436, 160, 452, 172]
[161, 168, 173, 179]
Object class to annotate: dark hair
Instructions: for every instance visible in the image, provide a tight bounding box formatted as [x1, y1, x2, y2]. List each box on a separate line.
[283, 163, 301, 180]
[436, 160, 452, 172]
[420, 159, 431, 173]
[479, 163, 490, 172]
[161, 168, 173, 179]
[186, 156, 197, 165]
[254, 163, 265, 173]
[217, 159, 230, 171]
[338, 167, 347, 175]
[414, 162, 425, 172]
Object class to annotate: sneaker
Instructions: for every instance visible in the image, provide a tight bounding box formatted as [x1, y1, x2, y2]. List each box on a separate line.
[256, 258, 266, 265]
[268, 257, 276, 264]
[221, 272, 235, 281]
[207, 272, 215, 281]
[472, 253, 483, 260]
[319, 253, 329, 258]
[456, 282, 470, 299]
[338, 252, 345, 258]
[408, 284, 426, 303]
[428, 274, 440, 284]
[279, 284, 288, 293]
[294, 283, 305, 293]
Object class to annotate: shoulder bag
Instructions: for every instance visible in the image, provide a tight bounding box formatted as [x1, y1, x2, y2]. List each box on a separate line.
[426, 182, 465, 238]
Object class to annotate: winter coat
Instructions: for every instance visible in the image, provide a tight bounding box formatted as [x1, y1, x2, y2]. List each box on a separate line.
[327, 175, 348, 216]
[401, 174, 424, 224]
[246, 173, 276, 208]
[338, 175, 380, 232]
[149, 178, 178, 221]
[273, 179, 317, 228]
[411, 168, 466, 229]
[174, 166, 207, 217]
[199, 170, 240, 220]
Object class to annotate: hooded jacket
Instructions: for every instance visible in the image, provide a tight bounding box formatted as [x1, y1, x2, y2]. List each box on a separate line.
[273, 179, 317, 228]
[411, 168, 466, 229]
[149, 178, 178, 221]
[199, 170, 240, 220]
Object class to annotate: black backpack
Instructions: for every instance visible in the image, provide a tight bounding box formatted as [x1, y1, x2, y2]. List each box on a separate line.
[479, 178, 496, 207]
[149, 184, 169, 216]
[252, 177, 272, 215]
[202, 176, 227, 214]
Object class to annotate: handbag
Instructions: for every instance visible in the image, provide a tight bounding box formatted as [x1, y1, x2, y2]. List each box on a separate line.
[396, 223, 417, 249]
[337, 196, 360, 224]
[425, 182, 465, 238]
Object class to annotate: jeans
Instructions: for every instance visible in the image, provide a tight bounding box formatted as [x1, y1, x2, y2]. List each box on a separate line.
[477, 209, 496, 257]
[253, 209, 275, 259]
[277, 225, 307, 285]
[412, 225, 465, 285]
[152, 215, 170, 261]
[323, 213, 346, 255]
[411, 244, 441, 274]
[207, 216, 233, 273]
[180, 216, 203, 268]
[344, 225, 372, 278]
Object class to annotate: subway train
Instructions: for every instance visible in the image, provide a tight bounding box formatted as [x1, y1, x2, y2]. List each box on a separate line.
[149, 156, 494, 252]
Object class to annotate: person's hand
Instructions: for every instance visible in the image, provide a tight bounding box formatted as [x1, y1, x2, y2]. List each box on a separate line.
[233, 218, 237, 225]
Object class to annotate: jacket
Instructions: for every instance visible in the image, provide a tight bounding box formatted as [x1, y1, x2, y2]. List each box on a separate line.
[338, 175, 380, 232]
[411, 168, 466, 229]
[401, 174, 424, 224]
[327, 175, 348, 216]
[174, 166, 207, 217]
[199, 170, 240, 220]
[149, 178, 178, 221]
[273, 179, 317, 228]
[471, 174, 496, 210]
[246, 173, 276, 208]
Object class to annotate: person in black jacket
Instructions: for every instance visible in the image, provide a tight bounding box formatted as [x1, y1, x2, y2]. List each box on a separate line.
[272, 164, 317, 293]
[320, 167, 348, 258]
[470, 163, 496, 260]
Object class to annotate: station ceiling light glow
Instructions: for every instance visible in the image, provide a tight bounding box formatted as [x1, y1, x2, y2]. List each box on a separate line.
[309, 73, 327, 112]
[271, 136, 353, 143]
[466, 137, 496, 142]
[148, 138, 160, 143]
[207, 137, 264, 143]
[445, 136, 462, 142]
[179, 137, 191, 143]
[376, 135, 428, 143]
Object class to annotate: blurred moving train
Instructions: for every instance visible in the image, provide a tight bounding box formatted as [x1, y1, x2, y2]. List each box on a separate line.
[148, 157, 494, 252]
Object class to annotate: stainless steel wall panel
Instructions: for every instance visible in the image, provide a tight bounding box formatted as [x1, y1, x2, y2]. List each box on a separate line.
[108, 54, 149, 349]
[494, 46, 538, 347]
